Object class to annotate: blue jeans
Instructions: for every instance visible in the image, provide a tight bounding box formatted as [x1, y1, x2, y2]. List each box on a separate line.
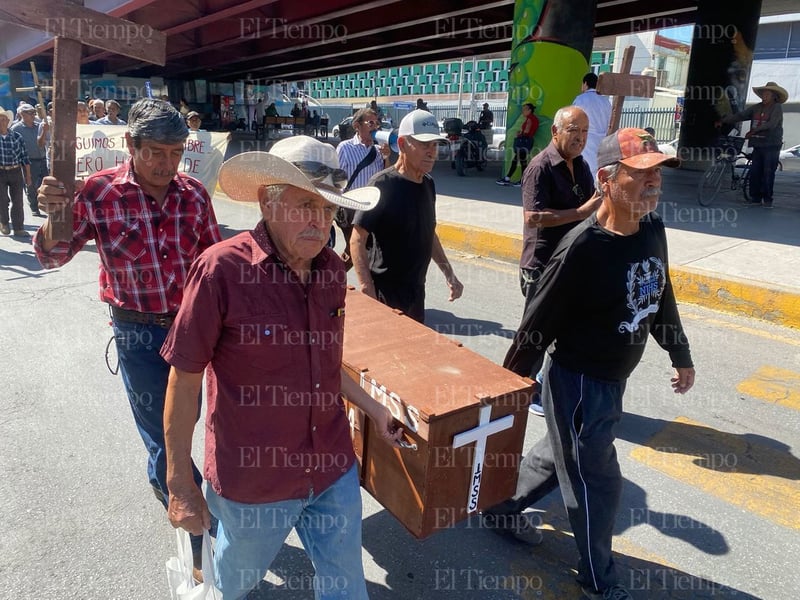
[748, 145, 781, 204]
[112, 319, 206, 553]
[206, 465, 368, 600]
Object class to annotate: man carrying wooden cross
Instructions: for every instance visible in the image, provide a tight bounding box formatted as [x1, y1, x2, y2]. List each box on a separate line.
[34, 98, 221, 575]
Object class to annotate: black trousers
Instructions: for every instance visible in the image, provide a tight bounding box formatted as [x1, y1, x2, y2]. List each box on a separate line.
[486, 357, 626, 592]
[0, 168, 24, 230]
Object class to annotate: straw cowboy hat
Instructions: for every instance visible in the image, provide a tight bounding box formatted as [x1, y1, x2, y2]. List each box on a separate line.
[0, 107, 13, 122]
[752, 81, 788, 104]
[218, 136, 380, 211]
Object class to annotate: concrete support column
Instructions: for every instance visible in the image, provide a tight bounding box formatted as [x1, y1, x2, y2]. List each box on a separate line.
[678, 0, 762, 168]
[503, 0, 596, 177]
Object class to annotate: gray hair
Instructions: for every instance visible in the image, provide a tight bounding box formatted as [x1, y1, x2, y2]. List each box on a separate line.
[258, 184, 288, 205]
[127, 98, 188, 146]
[105, 99, 121, 110]
[596, 163, 621, 193]
[553, 105, 583, 132]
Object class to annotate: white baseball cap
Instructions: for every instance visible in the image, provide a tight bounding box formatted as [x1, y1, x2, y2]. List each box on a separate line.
[398, 109, 447, 143]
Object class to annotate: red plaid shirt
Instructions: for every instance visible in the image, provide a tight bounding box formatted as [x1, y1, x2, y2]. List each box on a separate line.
[34, 159, 221, 313]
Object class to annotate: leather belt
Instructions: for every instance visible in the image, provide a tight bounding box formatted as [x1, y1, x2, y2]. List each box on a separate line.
[0, 164, 19, 170]
[110, 305, 177, 328]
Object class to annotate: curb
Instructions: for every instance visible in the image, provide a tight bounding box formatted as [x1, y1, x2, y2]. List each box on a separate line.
[436, 221, 800, 330]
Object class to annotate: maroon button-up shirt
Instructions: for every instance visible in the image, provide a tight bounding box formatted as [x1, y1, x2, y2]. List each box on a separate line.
[161, 221, 355, 504]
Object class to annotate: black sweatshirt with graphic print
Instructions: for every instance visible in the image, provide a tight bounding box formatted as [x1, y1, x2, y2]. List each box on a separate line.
[504, 212, 693, 381]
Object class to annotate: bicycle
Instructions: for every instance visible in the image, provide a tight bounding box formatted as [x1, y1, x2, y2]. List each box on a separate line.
[697, 135, 752, 206]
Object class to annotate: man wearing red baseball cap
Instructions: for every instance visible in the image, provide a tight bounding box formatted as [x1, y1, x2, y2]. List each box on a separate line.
[483, 128, 695, 600]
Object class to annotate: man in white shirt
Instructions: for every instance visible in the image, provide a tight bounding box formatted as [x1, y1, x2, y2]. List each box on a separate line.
[572, 72, 611, 176]
[335, 107, 390, 266]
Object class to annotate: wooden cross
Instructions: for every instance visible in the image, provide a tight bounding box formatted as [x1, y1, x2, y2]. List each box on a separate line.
[0, 0, 166, 240]
[15, 62, 52, 121]
[597, 46, 656, 135]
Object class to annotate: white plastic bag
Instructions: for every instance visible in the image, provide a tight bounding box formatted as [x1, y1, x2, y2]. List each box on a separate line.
[165, 529, 222, 600]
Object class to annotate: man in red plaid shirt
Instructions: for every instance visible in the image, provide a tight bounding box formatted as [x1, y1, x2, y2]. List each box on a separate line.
[34, 98, 221, 577]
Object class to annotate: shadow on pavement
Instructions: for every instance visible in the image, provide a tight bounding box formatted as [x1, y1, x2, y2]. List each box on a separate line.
[424, 308, 517, 342]
[620, 412, 799, 481]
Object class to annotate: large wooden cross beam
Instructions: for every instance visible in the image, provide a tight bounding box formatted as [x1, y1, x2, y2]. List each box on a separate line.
[597, 46, 656, 135]
[0, 0, 166, 240]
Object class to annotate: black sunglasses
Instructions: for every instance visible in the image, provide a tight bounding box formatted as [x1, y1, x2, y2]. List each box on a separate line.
[293, 161, 349, 189]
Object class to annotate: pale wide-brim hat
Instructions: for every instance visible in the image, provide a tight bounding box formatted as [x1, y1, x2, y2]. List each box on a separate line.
[0, 107, 13, 122]
[218, 137, 380, 212]
[753, 81, 788, 104]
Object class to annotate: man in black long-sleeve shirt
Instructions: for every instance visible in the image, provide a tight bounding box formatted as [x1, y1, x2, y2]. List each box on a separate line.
[483, 128, 696, 600]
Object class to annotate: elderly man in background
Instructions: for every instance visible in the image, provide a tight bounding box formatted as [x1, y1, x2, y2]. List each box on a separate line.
[350, 109, 463, 323]
[10, 102, 46, 218]
[34, 98, 221, 577]
[335, 106, 391, 267]
[0, 105, 32, 236]
[89, 98, 107, 121]
[518, 105, 598, 416]
[163, 136, 404, 600]
[96, 99, 126, 125]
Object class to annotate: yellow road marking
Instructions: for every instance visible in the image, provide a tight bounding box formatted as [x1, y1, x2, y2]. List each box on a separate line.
[737, 366, 800, 411]
[631, 416, 800, 530]
[679, 308, 800, 347]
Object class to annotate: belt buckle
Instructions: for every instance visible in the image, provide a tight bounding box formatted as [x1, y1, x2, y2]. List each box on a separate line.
[153, 314, 172, 328]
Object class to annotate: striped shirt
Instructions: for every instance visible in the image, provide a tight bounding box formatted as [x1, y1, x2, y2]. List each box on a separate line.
[0, 129, 30, 167]
[336, 136, 385, 190]
[33, 158, 221, 314]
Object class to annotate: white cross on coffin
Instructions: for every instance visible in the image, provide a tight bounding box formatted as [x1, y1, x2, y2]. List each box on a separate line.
[452, 404, 514, 513]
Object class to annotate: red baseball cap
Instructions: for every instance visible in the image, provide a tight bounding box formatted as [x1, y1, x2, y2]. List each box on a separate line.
[597, 128, 680, 170]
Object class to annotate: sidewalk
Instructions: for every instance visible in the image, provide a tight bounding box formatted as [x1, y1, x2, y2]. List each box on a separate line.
[431, 158, 800, 329]
[221, 133, 800, 329]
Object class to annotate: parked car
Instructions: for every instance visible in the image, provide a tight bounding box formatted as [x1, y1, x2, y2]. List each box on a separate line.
[332, 116, 355, 140]
[658, 138, 679, 156]
[490, 126, 507, 149]
[780, 144, 800, 160]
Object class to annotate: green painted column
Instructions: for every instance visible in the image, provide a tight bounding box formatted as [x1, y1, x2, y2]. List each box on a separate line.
[503, 0, 597, 176]
[678, 0, 762, 168]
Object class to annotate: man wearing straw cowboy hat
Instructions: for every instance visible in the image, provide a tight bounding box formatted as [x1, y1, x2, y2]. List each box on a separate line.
[720, 81, 788, 208]
[161, 136, 405, 600]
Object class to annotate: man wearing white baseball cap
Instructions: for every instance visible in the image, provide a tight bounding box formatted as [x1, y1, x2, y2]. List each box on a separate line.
[162, 136, 404, 600]
[350, 109, 464, 322]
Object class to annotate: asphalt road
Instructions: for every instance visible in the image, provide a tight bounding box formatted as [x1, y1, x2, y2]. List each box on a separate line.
[1, 193, 798, 600]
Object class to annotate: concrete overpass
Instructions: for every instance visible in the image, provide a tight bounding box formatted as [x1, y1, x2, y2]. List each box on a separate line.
[1, 0, 798, 83]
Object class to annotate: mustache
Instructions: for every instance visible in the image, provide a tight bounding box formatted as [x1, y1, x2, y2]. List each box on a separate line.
[642, 187, 662, 198]
[298, 230, 326, 241]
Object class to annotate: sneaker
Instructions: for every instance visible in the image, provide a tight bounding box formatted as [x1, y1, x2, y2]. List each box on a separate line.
[762, 201, 773, 209]
[496, 177, 510, 186]
[529, 401, 545, 417]
[582, 584, 633, 600]
[12, 229, 30, 238]
[0, 223, 9, 235]
[481, 512, 543, 545]
[512, 180, 522, 187]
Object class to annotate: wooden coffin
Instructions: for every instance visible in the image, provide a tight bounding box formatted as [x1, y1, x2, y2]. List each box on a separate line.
[342, 290, 532, 539]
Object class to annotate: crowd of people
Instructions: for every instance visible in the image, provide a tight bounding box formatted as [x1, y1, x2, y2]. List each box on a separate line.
[3, 72, 789, 600]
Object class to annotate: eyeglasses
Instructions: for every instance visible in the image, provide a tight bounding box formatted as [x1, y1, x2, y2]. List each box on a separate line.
[361, 120, 379, 127]
[293, 161, 349, 190]
[572, 183, 585, 201]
